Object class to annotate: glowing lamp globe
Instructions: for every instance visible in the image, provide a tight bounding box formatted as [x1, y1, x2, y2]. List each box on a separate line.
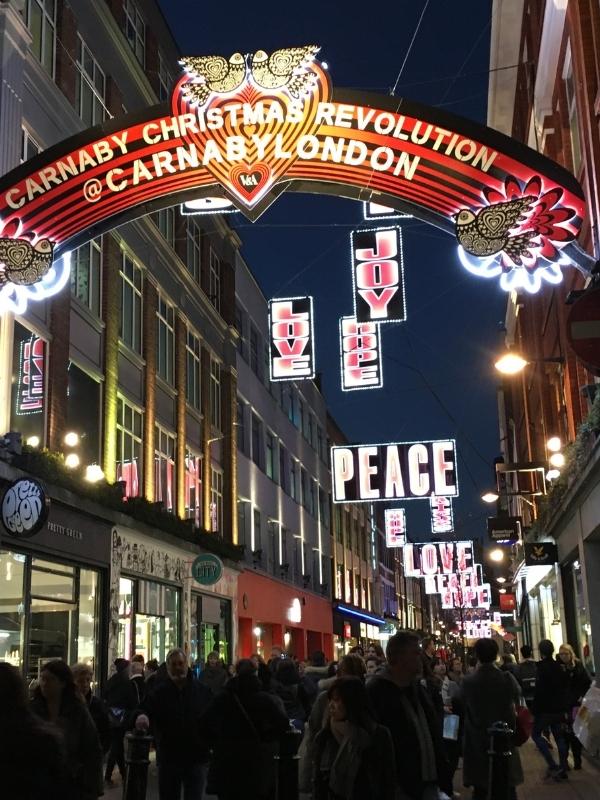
[549, 452, 565, 468]
[547, 437, 562, 452]
[489, 548, 504, 562]
[495, 353, 528, 375]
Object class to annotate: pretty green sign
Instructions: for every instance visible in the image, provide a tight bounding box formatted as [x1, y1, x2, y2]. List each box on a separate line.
[191, 553, 223, 586]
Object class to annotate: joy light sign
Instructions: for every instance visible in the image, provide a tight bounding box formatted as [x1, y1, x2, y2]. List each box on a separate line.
[332, 439, 457, 504]
[430, 494, 454, 534]
[351, 227, 406, 323]
[268, 296, 315, 381]
[385, 508, 406, 547]
[339, 316, 383, 390]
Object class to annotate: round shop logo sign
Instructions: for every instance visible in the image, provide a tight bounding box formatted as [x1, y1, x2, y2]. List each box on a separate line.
[191, 553, 223, 586]
[1, 477, 50, 538]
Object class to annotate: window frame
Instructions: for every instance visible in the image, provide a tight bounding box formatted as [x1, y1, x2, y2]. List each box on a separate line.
[76, 34, 106, 127]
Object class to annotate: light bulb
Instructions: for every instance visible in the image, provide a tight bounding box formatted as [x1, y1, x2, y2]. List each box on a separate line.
[65, 453, 80, 469]
[489, 548, 504, 562]
[549, 452, 565, 468]
[546, 469, 561, 481]
[85, 464, 105, 483]
[481, 492, 499, 503]
[64, 431, 79, 447]
[547, 437, 561, 452]
[26, 436, 40, 448]
[494, 353, 528, 375]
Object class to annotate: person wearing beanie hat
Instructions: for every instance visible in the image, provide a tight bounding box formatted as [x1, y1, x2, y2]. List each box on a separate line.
[102, 658, 138, 785]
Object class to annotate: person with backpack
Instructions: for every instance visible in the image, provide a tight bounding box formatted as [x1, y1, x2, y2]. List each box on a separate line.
[515, 645, 537, 708]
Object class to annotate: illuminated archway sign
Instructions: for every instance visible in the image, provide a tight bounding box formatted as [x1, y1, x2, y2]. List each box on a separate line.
[0, 45, 591, 315]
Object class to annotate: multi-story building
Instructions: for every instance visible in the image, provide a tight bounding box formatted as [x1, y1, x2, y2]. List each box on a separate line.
[488, 0, 600, 671]
[0, 0, 242, 682]
[234, 256, 334, 661]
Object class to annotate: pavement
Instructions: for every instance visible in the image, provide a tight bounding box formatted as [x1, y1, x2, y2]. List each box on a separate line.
[103, 741, 600, 799]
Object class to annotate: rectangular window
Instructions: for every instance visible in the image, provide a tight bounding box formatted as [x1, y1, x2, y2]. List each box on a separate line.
[251, 412, 262, 467]
[235, 304, 246, 359]
[265, 431, 276, 480]
[210, 467, 222, 532]
[346, 570, 353, 604]
[363, 578, 369, 609]
[355, 574, 361, 606]
[120, 251, 143, 353]
[237, 502, 247, 549]
[317, 427, 324, 461]
[67, 363, 100, 465]
[267, 521, 277, 573]
[186, 218, 202, 283]
[210, 358, 221, 430]
[116, 396, 143, 497]
[294, 538, 301, 581]
[26, 0, 56, 77]
[154, 425, 175, 511]
[123, 0, 145, 66]
[335, 505, 343, 544]
[185, 330, 201, 411]
[156, 295, 175, 384]
[297, 399, 304, 431]
[209, 247, 221, 312]
[318, 488, 329, 528]
[301, 468, 309, 510]
[564, 48, 582, 174]
[21, 127, 41, 163]
[158, 50, 171, 101]
[253, 509, 262, 553]
[336, 564, 344, 599]
[279, 445, 288, 493]
[70, 238, 101, 316]
[154, 208, 175, 247]
[236, 399, 245, 452]
[281, 528, 288, 567]
[309, 480, 316, 517]
[76, 35, 105, 127]
[249, 325, 260, 375]
[290, 458, 298, 501]
[185, 449, 202, 527]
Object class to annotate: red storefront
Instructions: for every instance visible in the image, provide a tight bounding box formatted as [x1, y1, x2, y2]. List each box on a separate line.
[237, 571, 334, 661]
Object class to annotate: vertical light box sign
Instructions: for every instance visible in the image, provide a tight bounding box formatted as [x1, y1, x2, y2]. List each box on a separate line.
[339, 316, 383, 391]
[430, 494, 454, 534]
[385, 508, 406, 547]
[269, 296, 315, 381]
[351, 227, 406, 323]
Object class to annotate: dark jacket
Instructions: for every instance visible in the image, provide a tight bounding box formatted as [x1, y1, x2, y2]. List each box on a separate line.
[0, 710, 68, 800]
[102, 670, 138, 713]
[85, 692, 111, 754]
[312, 721, 396, 800]
[460, 664, 523, 790]
[533, 657, 569, 715]
[516, 659, 537, 705]
[203, 672, 290, 798]
[563, 661, 592, 711]
[199, 664, 229, 695]
[367, 670, 450, 800]
[145, 671, 212, 765]
[30, 694, 103, 800]
[271, 678, 310, 723]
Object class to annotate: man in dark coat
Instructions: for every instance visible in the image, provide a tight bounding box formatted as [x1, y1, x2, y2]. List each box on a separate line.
[531, 639, 569, 779]
[103, 658, 138, 784]
[367, 631, 449, 800]
[203, 658, 291, 800]
[145, 648, 212, 800]
[460, 638, 523, 799]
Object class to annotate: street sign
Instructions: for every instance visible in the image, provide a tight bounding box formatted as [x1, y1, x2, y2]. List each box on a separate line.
[191, 553, 223, 586]
[1, 477, 50, 538]
[567, 285, 600, 376]
[487, 515, 522, 544]
[524, 542, 558, 566]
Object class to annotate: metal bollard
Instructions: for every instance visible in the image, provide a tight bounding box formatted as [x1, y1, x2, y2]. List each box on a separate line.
[486, 721, 513, 800]
[275, 727, 302, 800]
[122, 729, 153, 800]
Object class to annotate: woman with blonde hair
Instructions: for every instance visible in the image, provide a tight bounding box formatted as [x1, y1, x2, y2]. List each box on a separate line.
[557, 643, 591, 769]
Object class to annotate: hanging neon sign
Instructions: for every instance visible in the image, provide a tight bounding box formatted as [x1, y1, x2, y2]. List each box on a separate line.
[384, 508, 406, 547]
[16, 334, 46, 416]
[331, 439, 458, 503]
[339, 316, 383, 391]
[268, 296, 315, 381]
[351, 227, 406, 323]
[0, 44, 590, 318]
[363, 201, 411, 221]
[430, 494, 454, 534]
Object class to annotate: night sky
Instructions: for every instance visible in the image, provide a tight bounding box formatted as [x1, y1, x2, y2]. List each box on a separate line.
[159, 0, 503, 541]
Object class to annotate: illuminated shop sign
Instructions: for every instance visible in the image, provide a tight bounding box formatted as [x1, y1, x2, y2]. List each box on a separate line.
[269, 296, 315, 381]
[430, 494, 454, 534]
[339, 316, 383, 391]
[363, 201, 411, 220]
[16, 334, 45, 416]
[351, 227, 406, 323]
[331, 439, 458, 504]
[384, 508, 406, 547]
[181, 197, 239, 215]
[403, 540, 473, 578]
[0, 45, 589, 318]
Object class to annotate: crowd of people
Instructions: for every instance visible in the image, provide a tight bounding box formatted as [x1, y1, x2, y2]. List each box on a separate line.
[0, 632, 593, 800]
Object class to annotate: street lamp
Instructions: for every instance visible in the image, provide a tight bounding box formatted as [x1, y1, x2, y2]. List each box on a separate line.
[481, 491, 499, 503]
[497, 577, 507, 584]
[547, 437, 562, 452]
[489, 548, 504, 562]
[494, 351, 564, 375]
[549, 452, 565, 468]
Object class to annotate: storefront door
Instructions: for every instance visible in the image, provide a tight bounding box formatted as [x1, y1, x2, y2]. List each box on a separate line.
[117, 575, 180, 663]
[190, 593, 232, 667]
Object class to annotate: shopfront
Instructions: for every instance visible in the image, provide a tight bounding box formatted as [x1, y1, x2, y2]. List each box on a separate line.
[0, 478, 111, 685]
[237, 571, 333, 662]
[110, 526, 238, 669]
[332, 603, 386, 656]
[515, 562, 565, 656]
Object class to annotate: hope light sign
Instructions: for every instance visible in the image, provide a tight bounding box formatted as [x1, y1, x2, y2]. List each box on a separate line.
[339, 316, 383, 391]
[331, 439, 457, 503]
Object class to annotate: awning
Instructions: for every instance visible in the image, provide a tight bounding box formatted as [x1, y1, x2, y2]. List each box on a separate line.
[333, 603, 386, 627]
